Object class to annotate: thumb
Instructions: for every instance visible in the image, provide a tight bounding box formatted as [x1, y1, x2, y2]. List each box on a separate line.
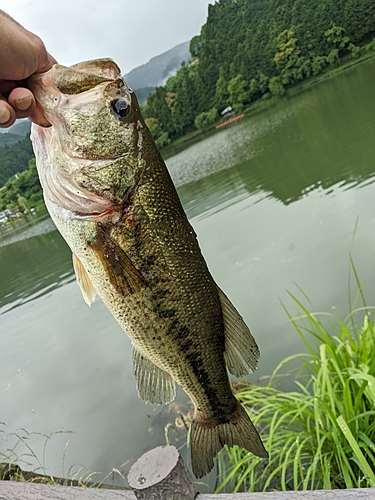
[35, 52, 57, 75]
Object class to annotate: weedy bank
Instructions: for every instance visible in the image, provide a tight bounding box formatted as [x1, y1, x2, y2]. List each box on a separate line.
[216, 271, 375, 493]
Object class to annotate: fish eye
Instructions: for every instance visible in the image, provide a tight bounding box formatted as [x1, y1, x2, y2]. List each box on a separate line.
[111, 99, 130, 119]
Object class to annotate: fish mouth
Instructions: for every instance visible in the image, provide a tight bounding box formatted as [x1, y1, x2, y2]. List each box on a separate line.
[28, 58, 121, 90]
[27, 58, 122, 126]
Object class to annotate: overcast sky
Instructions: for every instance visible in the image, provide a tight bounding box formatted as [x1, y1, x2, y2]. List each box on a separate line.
[0, 0, 213, 75]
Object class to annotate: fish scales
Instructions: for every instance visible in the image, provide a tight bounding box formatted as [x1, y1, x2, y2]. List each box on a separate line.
[28, 59, 268, 478]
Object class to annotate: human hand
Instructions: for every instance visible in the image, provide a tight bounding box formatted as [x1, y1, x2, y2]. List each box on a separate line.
[0, 10, 56, 128]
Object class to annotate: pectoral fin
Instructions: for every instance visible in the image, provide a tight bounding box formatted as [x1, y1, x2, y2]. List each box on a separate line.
[90, 223, 144, 297]
[72, 253, 97, 306]
[219, 287, 260, 377]
[132, 348, 176, 405]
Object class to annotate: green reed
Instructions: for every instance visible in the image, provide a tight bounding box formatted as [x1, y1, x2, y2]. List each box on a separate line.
[216, 287, 375, 492]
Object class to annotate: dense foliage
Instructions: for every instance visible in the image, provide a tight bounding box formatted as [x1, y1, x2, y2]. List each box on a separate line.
[0, 158, 43, 211]
[0, 136, 34, 188]
[143, 0, 375, 143]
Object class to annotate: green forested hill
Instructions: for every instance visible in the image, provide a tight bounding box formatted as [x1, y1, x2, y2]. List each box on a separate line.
[0, 136, 34, 187]
[144, 0, 375, 147]
[0, 132, 26, 146]
[0, 157, 43, 211]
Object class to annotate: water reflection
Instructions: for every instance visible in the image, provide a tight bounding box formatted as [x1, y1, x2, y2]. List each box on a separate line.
[0, 212, 74, 313]
[169, 57, 375, 215]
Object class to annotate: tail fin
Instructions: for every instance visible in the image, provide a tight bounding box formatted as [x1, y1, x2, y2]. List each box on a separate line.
[191, 400, 268, 479]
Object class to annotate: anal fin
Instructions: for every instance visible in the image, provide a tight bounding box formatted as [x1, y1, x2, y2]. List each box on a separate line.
[218, 287, 260, 377]
[132, 348, 176, 405]
[72, 253, 97, 306]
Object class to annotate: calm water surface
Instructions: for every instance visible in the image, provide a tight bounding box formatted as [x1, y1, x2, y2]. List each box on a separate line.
[1, 57, 375, 483]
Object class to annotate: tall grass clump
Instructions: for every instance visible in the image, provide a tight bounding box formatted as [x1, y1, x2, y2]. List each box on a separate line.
[216, 287, 375, 492]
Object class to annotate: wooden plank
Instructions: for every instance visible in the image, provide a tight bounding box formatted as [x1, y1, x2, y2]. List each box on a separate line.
[1, 482, 375, 499]
[198, 489, 375, 499]
[0, 481, 136, 499]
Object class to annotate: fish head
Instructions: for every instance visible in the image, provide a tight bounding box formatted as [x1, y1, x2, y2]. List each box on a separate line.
[28, 59, 146, 214]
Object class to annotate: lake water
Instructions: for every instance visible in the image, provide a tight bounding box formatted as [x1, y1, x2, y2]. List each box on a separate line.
[1, 57, 375, 485]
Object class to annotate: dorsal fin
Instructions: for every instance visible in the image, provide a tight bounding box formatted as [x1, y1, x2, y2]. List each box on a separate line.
[218, 287, 260, 377]
[72, 253, 97, 306]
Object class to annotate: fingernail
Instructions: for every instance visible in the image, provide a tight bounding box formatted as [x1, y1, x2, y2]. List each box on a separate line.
[0, 107, 11, 124]
[15, 95, 33, 111]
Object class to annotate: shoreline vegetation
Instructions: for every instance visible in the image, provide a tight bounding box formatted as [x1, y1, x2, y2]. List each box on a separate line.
[160, 49, 375, 160]
[143, 0, 375, 154]
[215, 264, 375, 493]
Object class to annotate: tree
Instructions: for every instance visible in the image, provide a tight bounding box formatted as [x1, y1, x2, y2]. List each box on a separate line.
[348, 43, 361, 59]
[165, 65, 201, 135]
[249, 78, 260, 100]
[274, 29, 301, 71]
[227, 74, 248, 112]
[311, 56, 327, 76]
[194, 108, 218, 131]
[324, 23, 350, 56]
[268, 76, 285, 96]
[17, 195, 28, 212]
[145, 118, 170, 149]
[145, 87, 176, 139]
[326, 49, 340, 66]
[0, 136, 34, 187]
[258, 73, 269, 94]
[190, 35, 202, 59]
[213, 67, 229, 110]
[0, 158, 43, 211]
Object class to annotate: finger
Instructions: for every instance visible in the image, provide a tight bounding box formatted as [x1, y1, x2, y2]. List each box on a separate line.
[0, 80, 17, 96]
[7, 87, 36, 119]
[36, 52, 58, 74]
[0, 98, 16, 128]
[28, 102, 51, 127]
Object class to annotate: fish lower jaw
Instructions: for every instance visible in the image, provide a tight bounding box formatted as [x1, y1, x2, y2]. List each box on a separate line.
[45, 197, 114, 223]
[48, 196, 114, 218]
[44, 179, 115, 217]
[72, 207, 115, 219]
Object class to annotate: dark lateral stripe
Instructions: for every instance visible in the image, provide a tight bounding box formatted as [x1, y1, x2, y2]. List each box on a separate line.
[90, 223, 144, 296]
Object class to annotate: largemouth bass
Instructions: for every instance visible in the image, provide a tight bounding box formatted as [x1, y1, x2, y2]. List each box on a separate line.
[28, 59, 268, 478]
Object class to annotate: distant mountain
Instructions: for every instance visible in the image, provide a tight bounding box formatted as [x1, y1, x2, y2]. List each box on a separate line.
[124, 41, 191, 91]
[0, 120, 31, 145]
[0, 132, 24, 146]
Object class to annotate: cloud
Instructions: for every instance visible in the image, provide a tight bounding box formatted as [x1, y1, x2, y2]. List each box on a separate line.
[0, 0, 212, 73]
